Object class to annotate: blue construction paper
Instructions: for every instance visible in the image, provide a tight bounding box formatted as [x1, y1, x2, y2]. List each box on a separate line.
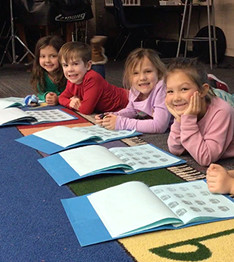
[16, 126, 142, 154]
[38, 154, 125, 186]
[61, 196, 112, 246]
[61, 181, 234, 247]
[16, 134, 95, 154]
[38, 144, 186, 186]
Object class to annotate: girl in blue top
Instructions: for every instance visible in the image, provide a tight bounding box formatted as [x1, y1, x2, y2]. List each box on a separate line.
[31, 35, 67, 105]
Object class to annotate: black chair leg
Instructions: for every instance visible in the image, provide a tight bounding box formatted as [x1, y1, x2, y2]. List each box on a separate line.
[114, 33, 131, 61]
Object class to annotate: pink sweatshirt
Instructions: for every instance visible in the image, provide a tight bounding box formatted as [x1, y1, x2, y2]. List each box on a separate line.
[114, 80, 172, 133]
[168, 97, 234, 166]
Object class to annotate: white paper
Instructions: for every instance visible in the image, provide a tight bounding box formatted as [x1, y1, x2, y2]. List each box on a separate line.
[0, 107, 34, 125]
[109, 144, 181, 171]
[88, 181, 177, 238]
[57, 144, 183, 177]
[26, 109, 75, 123]
[0, 108, 75, 126]
[88, 180, 234, 238]
[60, 145, 129, 176]
[35, 126, 97, 147]
[151, 180, 234, 225]
[0, 97, 24, 109]
[72, 125, 137, 143]
[34, 125, 138, 148]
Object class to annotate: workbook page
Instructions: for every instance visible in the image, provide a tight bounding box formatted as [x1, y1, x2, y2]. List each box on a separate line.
[0, 97, 24, 109]
[88, 181, 179, 238]
[0, 107, 35, 125]
[150, 180, 234, 225]
[34, 126, 98, 148]
[72, 125, 139, 143]
[60, 145, 131, 176]
[26, 109, 75, 123]
[109, 144, 182, 172]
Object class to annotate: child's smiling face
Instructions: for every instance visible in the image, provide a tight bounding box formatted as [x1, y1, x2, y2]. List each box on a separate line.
[61, 57, 92, 84]
[165, 70, 200, 116]
[131, 57, 159, 100]
[39, 45, 60, 73]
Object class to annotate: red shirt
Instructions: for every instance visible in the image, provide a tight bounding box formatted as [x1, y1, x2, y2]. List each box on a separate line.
[59, 70, 128, 114]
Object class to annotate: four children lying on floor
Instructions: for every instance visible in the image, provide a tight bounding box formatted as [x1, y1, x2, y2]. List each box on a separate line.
[26, 35, 234, 193]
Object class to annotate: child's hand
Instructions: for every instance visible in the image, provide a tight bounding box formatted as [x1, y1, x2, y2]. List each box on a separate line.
[95, 113, 106, 126]
[206, 163, 234, 194]
[102, 114, 117, 130]
[184, 91, 201, 116]
[165, 102, 181, 122]
[46, 92, 58, 106]
[69, 96, 81, 110]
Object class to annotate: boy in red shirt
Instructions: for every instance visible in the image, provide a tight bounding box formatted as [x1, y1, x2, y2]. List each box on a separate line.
[58, 41, 128, 114]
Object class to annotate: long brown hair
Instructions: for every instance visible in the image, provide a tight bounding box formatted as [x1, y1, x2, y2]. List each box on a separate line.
[31, 35, 66, 93]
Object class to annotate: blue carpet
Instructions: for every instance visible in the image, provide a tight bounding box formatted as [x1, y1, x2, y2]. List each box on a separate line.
[0, 127, 134, 262]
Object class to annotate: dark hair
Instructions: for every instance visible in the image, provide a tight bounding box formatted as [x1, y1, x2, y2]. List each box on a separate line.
[58, 41, 91, 64]
[166, 57, 215, 101]
[123, 48, 166, 90]
[31, 35, 66, 93]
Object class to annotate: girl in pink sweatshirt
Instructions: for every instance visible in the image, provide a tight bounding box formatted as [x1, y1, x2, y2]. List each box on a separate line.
[95, 48, 172, 133]
[165, 58, 234, 166]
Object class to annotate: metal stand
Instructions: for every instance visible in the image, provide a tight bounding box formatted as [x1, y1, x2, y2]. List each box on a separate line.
[71, 21, 88, 43]
[176, 0, 217, 69]
[0, 0, 35, 66]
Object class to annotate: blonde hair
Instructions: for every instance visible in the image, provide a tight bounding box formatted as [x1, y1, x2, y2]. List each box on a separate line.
[166, 58, 216, 102]
[58, 41, 91, 64]
[123, 48, 166, 90]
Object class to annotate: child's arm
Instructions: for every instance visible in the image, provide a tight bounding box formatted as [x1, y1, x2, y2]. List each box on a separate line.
[184, 91, 202, 116]
[95, 113, 110, 126]
[58, 82, 76, 109]
[103, 83, 172, 133]
[165, 101, 181, 123]
[69, 96, 81, 111]
[179, 101, 234, 166]
[101, 114, 117, 130]
[98, 98, 137, 130]
[36, 85, 50, 102]
[167, 120, 185, 155]
[112, 98, 138, 118]
[77, 76, 103, 114]
[112, 109, 171, 133]
[228, 170, 234, 178]
[36, 78, 61, 103]
[206, 163, 234, 194]
[167, 92, 202, 156]
[45, 92, 59, 106]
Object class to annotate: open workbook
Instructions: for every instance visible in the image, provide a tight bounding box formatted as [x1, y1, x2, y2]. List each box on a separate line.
[0, 107, 77, 126]
[16, 125, 142, 154]
[0, 97, 25, 109]
[38, 144, 186, 185]
[61, 180, 234, 246]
